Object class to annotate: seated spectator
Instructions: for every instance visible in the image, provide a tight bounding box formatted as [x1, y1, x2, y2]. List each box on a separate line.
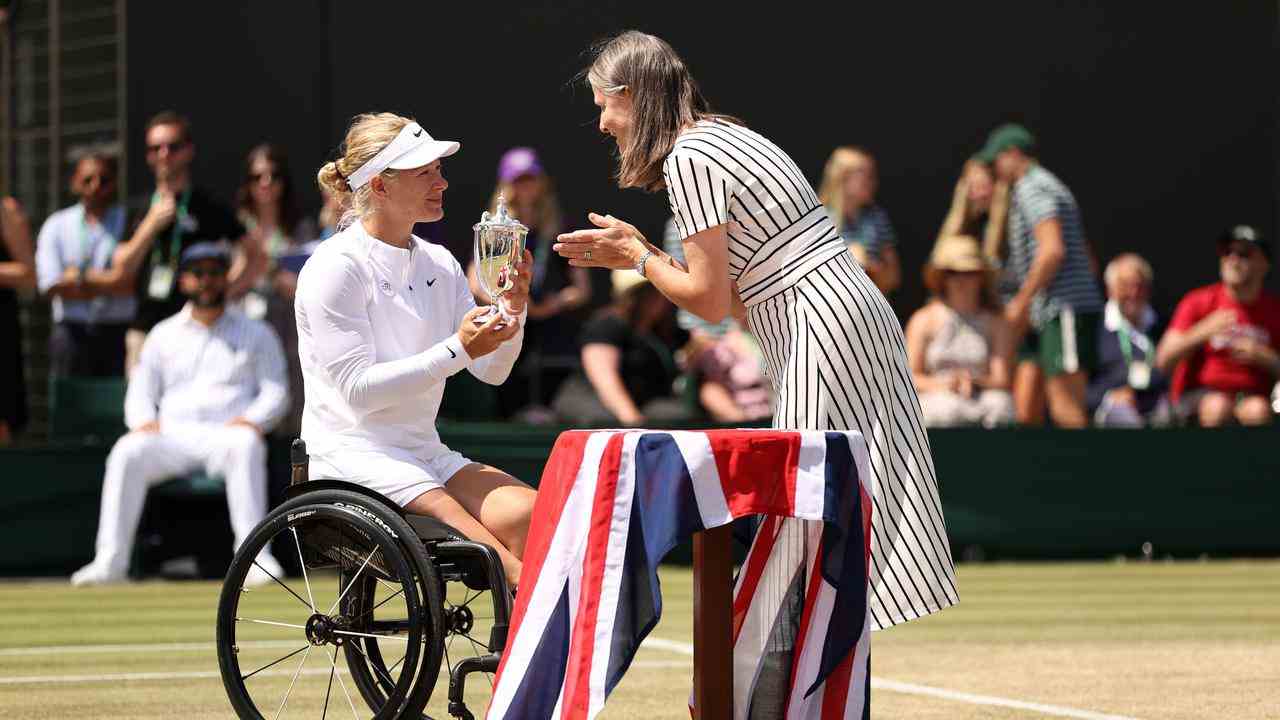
[661, 216, 773, 422]
[1156, 226, 1280, 426]
[0, 196, 34, 445]
[468, 148, 590, 420]
[818, 146, 900, 295]
[72, 242, 288, 586]
[36, 151, 136, 377]
[937, 158, 1009, 263]
[552, 270, 695, 426]
[1088, 254, 1170, 427]
[236, 143, 316, 437]
[906, 235, 1014, 427]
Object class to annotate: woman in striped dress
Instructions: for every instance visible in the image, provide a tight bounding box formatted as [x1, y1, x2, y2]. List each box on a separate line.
[554, 29, 956, 662]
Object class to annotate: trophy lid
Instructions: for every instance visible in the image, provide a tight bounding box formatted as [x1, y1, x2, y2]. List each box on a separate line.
[473, 194, 528, 234]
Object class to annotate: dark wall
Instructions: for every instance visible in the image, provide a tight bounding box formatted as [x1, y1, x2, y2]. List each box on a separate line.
[129, 1, 1279, 316]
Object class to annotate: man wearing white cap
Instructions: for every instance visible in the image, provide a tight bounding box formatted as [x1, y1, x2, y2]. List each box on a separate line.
[303, 113, 535, 585]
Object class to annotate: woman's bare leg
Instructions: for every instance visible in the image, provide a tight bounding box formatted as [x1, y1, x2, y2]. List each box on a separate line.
[402, 464, 535, 585]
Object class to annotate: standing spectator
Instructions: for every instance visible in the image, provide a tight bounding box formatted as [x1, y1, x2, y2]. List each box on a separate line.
[1156, 226, 1280, 426]
[0, 197, 34, 445]
[71, 242, 288, 586]
[468, 148, 590, 418]
[36, 152, 136, 377]
[906, 234, 1015, 427]
[981, 123, 1104, 428]
[235, 143, 316, 437]
[818, 146, 900, 294]
[1088, 254, 1170, 427]
[111, 111, 261, 373]
[552, 270, 694, 426]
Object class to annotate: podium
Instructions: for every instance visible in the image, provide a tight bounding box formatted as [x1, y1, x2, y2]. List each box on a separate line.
[486, 429, 871, 720]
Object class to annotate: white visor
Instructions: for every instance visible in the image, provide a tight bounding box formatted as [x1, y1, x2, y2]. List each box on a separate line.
[345, 122, 460, 190]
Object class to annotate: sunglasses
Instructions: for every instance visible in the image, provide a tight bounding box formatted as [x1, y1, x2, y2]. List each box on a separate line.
[185, 266, 227, 279]
[77, 173, 114, 184]
[147, 140, 188, 154]
[1219, 245, 1259, 261]
[248, 171, 282, 184]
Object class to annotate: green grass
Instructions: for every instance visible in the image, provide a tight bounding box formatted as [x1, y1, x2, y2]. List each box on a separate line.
[1, 561, 1278, 719]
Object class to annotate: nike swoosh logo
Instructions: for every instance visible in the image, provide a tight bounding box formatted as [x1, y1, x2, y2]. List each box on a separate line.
[412, 129, 423, 138]
[425, 278, 436, 286]
[448, 347, 456, 359]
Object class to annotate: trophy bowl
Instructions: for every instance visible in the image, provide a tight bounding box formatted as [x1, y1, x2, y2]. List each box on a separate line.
[473, 194, 528, 322]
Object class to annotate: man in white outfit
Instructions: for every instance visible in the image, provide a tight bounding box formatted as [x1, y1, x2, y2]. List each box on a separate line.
[72, 241, 288, 586]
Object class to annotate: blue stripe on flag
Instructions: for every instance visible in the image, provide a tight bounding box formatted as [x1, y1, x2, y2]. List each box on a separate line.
[507, 584, 573, 719]
[808, 432, 868, 696]
[605, 433, 707, 694]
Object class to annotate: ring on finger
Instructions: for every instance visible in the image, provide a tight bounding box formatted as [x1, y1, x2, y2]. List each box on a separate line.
[585, 250, 593, 261]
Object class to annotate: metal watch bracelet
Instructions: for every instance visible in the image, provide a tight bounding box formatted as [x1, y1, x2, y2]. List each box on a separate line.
[635, 249, 654, 277]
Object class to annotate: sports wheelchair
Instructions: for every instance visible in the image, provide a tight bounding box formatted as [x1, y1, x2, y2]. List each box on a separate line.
[216, 440, 513, 720]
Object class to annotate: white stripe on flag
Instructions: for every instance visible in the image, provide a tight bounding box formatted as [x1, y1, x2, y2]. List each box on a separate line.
[487, 431, 614, 720]
[671, 431, 732, 528]
[793, 431, 829, 522]
[733, 518, 807, 720]
[586, 431, 641, 719]
[784, 521, 831, 719]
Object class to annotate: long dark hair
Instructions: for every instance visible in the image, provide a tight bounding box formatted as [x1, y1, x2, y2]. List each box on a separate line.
[236, 143, 302, 234]
[584, 31, 740, 192]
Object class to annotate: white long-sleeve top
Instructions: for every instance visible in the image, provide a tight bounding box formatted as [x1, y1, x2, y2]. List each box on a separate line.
[295, 223, 524, 457]
[125, 305, 289, 431]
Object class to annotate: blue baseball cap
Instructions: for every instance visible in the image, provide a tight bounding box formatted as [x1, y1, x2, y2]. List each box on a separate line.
[179, 241, 232, 269]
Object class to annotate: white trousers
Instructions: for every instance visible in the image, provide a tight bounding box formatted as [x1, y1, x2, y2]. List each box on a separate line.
[90, 424, 269, 574]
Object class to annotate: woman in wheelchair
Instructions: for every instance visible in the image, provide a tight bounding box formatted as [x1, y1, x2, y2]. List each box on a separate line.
[297, 112, 536, 587]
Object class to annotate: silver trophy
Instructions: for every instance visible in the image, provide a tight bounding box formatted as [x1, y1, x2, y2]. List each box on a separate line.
[472, 194, 528, 322]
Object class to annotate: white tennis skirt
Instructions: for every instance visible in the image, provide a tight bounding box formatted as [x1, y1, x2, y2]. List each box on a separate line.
[308, 444, 474, 507]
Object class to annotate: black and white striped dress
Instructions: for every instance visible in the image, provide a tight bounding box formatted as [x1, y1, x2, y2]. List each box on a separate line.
[664, 119, 958, 630]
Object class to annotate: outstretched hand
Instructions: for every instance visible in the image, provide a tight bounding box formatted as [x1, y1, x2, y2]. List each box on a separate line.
[554, 213, 647, 270]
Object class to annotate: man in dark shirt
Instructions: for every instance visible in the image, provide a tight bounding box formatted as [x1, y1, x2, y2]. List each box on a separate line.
[112, 111, 261, 373]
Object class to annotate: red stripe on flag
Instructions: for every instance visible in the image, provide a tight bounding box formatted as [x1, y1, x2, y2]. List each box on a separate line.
[819, 639, 855, 720]
[559, 432, 627, 719]
[731, 515, 780, 642]
[787, 532, 827, 707]
[705, 430, 801, 519]
[491, 430, 598, 690]
[860, 483, 873, 569]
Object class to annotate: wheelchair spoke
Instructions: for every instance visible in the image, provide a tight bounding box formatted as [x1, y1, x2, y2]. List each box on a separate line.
[321, 640, 360, 720]
[272, 644, 312, 720]
[326, 547, 381, 616]
[291, 526, 318, 613]
[332, 629, 409, 643]
[347, 639, 398, 690]
[249, 559, 313, 612]
[242, 644, 309, 682]
[354, 586, 406, 620]
[237, 618, 309, 631]
[322, 647, 336, 720]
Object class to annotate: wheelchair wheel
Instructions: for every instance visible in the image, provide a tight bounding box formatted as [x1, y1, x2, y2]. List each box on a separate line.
[217, 493, 444, 719]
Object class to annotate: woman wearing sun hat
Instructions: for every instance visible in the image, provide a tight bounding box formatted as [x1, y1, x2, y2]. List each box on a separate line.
[906, 234, 1016, 427]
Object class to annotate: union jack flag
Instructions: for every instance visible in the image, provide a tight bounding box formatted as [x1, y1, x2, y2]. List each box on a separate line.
[487, 429, 873, 720]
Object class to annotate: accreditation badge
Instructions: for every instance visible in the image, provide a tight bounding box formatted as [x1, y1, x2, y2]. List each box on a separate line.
[147, 264, 174, 300]
[1128, 361, 1151, 391]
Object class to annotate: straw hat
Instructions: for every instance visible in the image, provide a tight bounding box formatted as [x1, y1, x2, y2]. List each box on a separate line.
[923, 235, 993, 294]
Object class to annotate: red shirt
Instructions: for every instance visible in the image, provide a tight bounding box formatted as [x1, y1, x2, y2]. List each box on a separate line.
[1168, 283, 1280, 399]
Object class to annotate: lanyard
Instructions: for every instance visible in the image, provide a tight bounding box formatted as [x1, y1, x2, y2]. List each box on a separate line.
[149, 189, 193, 270]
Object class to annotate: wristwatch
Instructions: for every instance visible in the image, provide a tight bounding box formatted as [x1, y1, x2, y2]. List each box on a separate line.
[635, 249, 654, 277]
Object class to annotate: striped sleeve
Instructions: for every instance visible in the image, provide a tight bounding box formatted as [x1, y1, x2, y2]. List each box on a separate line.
[663, 147, 735, 240]
[1014, 181, 1059, 227]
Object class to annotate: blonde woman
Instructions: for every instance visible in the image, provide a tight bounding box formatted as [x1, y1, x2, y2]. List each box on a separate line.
[937, 158, 1009, 264]
[467, 147, 591, 416]
[298, 113, 535, 584]
[553, 31, 955, 716]
[818, 146, 901, 294]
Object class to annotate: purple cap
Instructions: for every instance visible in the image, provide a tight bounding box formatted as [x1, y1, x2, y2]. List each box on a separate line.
[497, 147, 544, 183]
